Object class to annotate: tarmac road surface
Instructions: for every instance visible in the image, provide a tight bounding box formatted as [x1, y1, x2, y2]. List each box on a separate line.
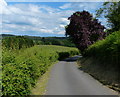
[46, 56, 118, 96]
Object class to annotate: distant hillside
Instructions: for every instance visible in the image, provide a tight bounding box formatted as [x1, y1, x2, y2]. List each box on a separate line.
[0, 34, 66, 39]
[1, 34, 75, 47]
[0, 34, 15, 38]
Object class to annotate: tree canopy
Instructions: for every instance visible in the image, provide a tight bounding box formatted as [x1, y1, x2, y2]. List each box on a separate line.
[65, 11, 105, 53]
[96, 2, 120, 32]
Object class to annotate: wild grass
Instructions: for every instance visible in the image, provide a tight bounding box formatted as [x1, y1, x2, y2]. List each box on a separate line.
[78, 57, 120, 93]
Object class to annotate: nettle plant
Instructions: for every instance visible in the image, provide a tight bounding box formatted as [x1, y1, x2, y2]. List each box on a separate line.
[65, 11, 106, 54]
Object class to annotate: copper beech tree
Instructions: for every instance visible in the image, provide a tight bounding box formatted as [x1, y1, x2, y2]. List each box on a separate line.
[65, 11, 106, 54]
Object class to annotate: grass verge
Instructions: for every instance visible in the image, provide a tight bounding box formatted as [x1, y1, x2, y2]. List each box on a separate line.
[31, 61, 57, 95]
[77, 57, 120, 94]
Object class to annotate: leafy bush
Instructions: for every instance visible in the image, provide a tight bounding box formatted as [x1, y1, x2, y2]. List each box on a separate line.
[96, 2, 120, 32]
[85, 30, 120, 69]
[2, 45, 79, 96]
[2, 36, 34, 50]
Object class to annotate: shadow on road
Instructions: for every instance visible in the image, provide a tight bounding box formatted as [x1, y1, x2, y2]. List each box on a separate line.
[63, 55, 82, 62]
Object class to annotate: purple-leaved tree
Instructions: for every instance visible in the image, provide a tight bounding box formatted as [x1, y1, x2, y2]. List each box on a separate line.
[65, 11, 106, 54]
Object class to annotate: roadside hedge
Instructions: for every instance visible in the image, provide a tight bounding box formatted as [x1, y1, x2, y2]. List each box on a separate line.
[2, 45, 79, 96]
[85, 30, 120, 69]
[2, 36, 34, 50]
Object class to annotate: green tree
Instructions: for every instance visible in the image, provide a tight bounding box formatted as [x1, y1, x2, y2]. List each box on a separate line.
[96, 2, 120, 32]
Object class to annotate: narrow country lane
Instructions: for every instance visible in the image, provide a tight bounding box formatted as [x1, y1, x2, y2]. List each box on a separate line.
[46, 56, 118, 95]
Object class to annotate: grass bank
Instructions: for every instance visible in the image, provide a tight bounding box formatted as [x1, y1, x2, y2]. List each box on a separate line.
[79, 30, 120, 93]
[78, 57, 120, 93]
[31, 61, 56, 95]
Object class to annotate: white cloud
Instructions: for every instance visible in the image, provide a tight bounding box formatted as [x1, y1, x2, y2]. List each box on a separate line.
[5, 0, 105, 2]
[39, 28, 53, 33]
[1, 1, 106, 36]
[0, 0, 7, 7]
[29, 4, 40, 13]
[59, 3, 71, 9]
[60, 25, 65, 28]
[60, 18, 70, 24]
[59, 2, 103, 12]
[57, 31, 64, 35]
[0, 0, 10, 14]
[1, 1, 71, 36]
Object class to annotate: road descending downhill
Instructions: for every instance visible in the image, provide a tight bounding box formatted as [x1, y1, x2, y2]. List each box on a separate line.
[46, 56, 118, 95]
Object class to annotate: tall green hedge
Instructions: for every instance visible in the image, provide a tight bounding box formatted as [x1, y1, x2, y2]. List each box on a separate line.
[2, 36, 34, 50]
[85, 30, 120, 69]
[2, 45, 79, 96]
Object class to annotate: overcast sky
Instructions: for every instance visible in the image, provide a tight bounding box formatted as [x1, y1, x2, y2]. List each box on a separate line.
[0, 0, 107, 37]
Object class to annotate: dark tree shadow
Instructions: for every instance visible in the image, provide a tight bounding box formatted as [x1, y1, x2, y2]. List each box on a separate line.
[63, 55, 82, 62]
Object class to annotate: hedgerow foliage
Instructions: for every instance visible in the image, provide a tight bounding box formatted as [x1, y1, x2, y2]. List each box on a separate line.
[85, 30, 120, 69]
[96, 2, 120, 32]
[65, 11, 105, 53]
[2, 45, 79, 96]
[2, 36, 34, 50]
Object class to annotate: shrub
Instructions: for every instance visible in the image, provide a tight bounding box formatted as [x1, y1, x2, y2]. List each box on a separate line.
[2, 45, 79, 95]
[2, 36, 34, 50]
[85, 30, 120, 69]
